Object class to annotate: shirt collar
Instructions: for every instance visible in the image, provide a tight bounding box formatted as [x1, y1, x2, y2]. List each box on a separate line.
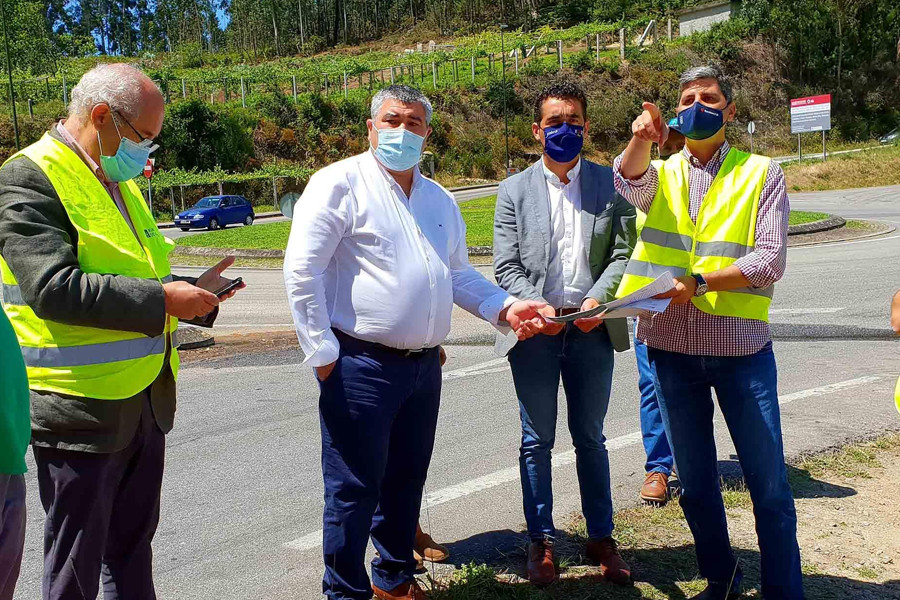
[56, 120, 111, 184]
[682, 140, 730, 171]
[367, 148, 423, 196]
[540, 156, 581, 186]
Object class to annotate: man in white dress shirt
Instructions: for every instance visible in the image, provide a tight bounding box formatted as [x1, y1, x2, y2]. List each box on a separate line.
[283, 85, 545, 600]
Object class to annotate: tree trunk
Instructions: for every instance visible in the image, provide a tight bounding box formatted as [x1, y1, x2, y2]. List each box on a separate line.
[837, 17, 843, 90]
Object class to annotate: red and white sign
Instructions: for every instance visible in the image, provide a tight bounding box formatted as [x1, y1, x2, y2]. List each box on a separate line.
[790, 94, 832, 134]
[143, 158, 155, 179]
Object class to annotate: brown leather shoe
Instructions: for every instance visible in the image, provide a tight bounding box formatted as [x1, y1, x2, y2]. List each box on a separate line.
[414, 523, 449, 563]
[585, 537, 632, 586]
[372, 580, 430, 599]
[526, 540, 556, 586]
[640, 472, 669, 504]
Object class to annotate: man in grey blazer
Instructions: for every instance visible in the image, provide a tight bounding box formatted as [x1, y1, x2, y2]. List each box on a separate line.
[493, 82, 637, 587]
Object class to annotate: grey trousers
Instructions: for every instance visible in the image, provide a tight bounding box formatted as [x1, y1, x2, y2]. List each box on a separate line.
[0, 474, 26, 600]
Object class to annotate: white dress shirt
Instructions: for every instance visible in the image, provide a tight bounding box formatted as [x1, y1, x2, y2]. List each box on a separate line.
[541, 158, 594, 309]
[284, 150, 514, 367]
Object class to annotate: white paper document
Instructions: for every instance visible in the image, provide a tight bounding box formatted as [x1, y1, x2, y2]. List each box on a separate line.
[544, 272, 676, 323]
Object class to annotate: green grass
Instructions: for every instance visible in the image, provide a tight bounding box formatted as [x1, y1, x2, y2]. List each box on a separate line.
[175, 195, 499, 250]
[788, 211, 829, 226]
[458, 195, 497, 247]
[177, 199, 829, 252]
[176, 221, 293, 250]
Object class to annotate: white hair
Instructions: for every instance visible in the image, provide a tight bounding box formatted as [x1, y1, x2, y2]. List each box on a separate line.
[68, 63, 161, 121]
[370, 85, 433, 124]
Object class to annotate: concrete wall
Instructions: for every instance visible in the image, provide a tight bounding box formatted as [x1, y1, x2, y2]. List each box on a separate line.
[679, 3, 734, 37]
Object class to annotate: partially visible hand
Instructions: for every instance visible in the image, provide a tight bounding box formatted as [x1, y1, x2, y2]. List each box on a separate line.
[573, 298, 605, 333]
[315, 361, 337, 382]
[538, 306, 565, 336]
[196, 255, 246, 301]
[632, 102, 669, 145]
[501, 300, 548, 341]
[163, 281, 219, 319]
[439, 345, 447, 367]
[654, 276, 697, 305]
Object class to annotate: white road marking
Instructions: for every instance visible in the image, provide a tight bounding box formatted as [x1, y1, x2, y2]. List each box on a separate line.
[769, 307, 845, 315]
[283, 374, 884, 552]
[778, 375, 882, 406]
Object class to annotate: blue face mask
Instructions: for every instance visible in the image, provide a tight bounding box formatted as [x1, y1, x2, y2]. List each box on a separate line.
[372, 127, 425, 172]
[98, 117, 158, 182]
[672, 102, 725, 141]
[542, 122, 584, 163]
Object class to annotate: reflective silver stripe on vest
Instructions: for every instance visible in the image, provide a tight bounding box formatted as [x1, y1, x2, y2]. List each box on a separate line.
[1, 282, 24, 306]
[729, 286, 775, 299]
[19, 335, 166, 368]
[640, 227, 693, 253]
[695, 240, 754, 259]
[171, 330, 179, 348]
[623, 260, 682, 279]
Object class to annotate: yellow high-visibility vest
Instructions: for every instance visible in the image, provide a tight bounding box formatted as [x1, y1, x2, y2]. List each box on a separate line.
[617, 149, 773, 322]
[0, 133, 179, 400]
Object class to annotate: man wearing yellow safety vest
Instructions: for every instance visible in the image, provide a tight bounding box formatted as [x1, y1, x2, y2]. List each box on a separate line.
[614, 65, 802, 599]
[0, 64, 242, 599]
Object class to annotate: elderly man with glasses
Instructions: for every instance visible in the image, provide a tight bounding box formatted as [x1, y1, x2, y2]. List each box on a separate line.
[0, 63, 241, 599]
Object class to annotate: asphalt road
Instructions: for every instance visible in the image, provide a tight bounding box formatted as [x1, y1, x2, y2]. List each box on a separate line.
[11, 185, 900, 599]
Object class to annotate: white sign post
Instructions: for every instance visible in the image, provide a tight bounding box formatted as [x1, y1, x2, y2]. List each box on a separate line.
[747, 121, 756, 154]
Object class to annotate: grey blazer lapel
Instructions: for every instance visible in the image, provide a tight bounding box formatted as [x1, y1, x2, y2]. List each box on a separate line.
[580, 161, 599, 261]
[527, 163, 552, 267]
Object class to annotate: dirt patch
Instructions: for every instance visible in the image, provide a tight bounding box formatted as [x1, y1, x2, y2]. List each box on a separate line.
[426, 433, 900, 599]
[178, 330, 299, 364]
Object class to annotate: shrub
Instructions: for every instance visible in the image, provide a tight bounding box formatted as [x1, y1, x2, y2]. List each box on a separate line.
[565, 50, 594, 73]
[157, 100, 254, 171]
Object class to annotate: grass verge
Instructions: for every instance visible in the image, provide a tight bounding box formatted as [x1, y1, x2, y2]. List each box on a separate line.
[175, 197, 829, 253]
[422, 432, 900, 599]
[783, 145, 900, 192]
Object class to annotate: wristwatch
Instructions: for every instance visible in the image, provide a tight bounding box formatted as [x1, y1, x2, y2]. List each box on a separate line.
[691, 274, 709, 297]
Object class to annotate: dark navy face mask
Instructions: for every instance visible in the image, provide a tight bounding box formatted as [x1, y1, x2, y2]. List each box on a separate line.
[673, 102, 725, 141]
[542, 123, 584, 163]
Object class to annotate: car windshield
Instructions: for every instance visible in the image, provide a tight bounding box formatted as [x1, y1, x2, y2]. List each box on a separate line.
[193, 198, 221, 209]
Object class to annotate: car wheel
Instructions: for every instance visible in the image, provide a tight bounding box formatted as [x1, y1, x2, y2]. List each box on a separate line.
[244, 214, 254, 226]
[208, 218, 219, 231]
[180, 228, 190, 232]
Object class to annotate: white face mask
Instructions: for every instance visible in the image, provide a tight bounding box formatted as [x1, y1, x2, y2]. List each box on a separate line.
[371, 127, 425, 172]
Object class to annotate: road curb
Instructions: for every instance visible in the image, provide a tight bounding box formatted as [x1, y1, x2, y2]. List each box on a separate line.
[788, 223, 896, 247]
[788, 215, 845, 236]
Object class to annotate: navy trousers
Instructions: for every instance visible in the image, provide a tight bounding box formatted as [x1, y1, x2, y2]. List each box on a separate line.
[33, 392, 165, 600]
[319, 334, 441, 600]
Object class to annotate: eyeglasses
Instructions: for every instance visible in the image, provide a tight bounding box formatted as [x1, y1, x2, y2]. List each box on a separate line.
[113, 110, 151, 144]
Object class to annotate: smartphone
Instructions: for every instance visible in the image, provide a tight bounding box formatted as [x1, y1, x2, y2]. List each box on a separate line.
[213, 277, 243, 298]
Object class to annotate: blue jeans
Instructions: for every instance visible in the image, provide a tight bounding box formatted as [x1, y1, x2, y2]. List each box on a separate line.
[647, 343, 804, 599]
[508, 324, 615, 541]
[634, 337, 674, 476]
[319, 333, 442, 599]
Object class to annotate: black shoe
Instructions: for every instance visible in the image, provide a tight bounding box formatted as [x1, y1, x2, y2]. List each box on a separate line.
[690, 587, 742, 600]
[690, 565, 743, 600]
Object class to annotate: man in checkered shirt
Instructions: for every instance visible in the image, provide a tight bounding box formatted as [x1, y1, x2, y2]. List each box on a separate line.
[614, 65, 803, 600]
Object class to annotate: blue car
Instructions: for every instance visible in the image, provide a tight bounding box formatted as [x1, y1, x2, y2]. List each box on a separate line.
[175, 195, 255, 231]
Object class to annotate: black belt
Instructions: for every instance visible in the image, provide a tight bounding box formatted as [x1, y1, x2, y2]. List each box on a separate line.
[332, 328, 434, 358]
